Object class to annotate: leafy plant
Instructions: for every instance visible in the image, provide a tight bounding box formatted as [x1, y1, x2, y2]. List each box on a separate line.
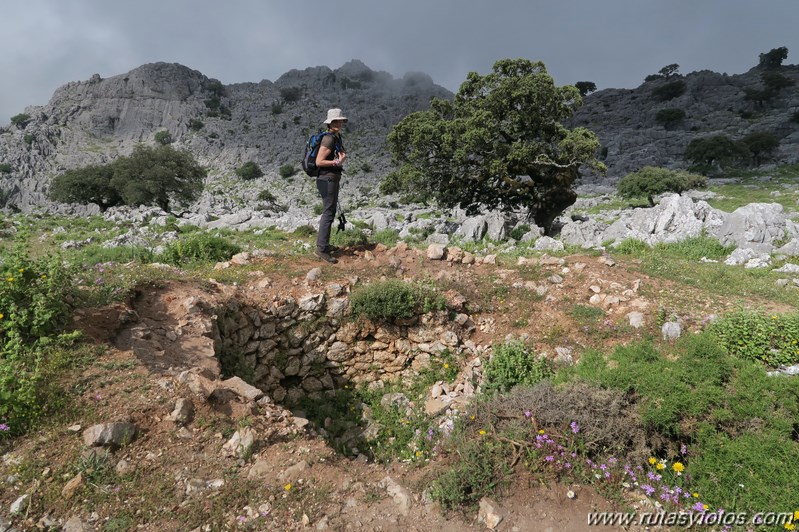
[482, 340, 553, 395]
[651, 80, 686, 101]
[154, 130, 172, 145]
[10, 113, 31, 128]
[0, 163, 12, 174]
[707, 308, 799, 366]
[235, 161, 263, 180]
[616, 166, 707, 206]
[157, 233, 241, 265]
[655, 108, 686, 128]
[349, 279, 445, 322]
[278, 164, 296, 178]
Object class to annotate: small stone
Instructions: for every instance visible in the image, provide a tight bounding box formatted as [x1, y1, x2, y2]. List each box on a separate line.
[10, 494, 29, 514]
[478, 497, 505, 529]
[62, 472, 84, 499]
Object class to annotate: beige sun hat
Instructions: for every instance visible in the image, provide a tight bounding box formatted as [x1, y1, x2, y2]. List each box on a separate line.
[324, 108, 348, 124]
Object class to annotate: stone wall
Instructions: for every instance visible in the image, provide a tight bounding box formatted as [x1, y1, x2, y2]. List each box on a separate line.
[214, 286, 474, 405]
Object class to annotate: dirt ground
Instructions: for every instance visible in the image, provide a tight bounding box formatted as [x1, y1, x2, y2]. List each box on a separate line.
[1, 243, 777, 531]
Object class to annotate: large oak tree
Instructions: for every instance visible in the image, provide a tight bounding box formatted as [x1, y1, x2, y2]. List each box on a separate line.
[381, 59, 604, 233]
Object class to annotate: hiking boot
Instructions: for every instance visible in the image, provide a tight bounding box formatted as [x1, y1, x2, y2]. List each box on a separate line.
[325, 245, 340, 253]
[314, 250, 338, 264]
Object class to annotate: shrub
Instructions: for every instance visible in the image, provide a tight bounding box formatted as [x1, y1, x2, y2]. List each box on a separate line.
[10, 113, 30, 128]
[235, 161, 263, 180]
[574, 81, 597, 96]
[23, 133, 35, 146]
[429, 437, 512, 512]
[684, 136, 749, 173]
[270, 103, 283, 115]
[278, 164, 296, 178]
[761, 71, 794, 92]
[509, 224, 531, 241]
[279, 86, 302, 102]
[371, 228, 400, 247]
[651, 80, 686, 101]
[257, 189, 276, 203]
[740, 131, 779, 165]
[655, 108, 686, 128]
[157, 233, 241, 265]
[329, 228, 369, 248]
[482, 340, 554, 395]
[349, 279, 445, 322]
[154, 130, 172, 145]
[758, 46, 788, 69]
[707, 309, 799, 366]
[0, 244, 80, 435]
[616, 166, 707, 206]
[188, 118, 205, 131]
[48, 164, 120, 211]
[0, 163, 12, 174]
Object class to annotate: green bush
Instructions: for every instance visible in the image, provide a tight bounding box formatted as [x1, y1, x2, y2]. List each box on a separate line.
[188, 119, 205, 131]
[655, 108, 686, 127]
[0, 163, 12, 174]
[0, 244, 80, 435]
[278, 164, 296, 178]
[235, 161, 263, 180]
[154, 130, 172, 145]
[157, 233, 241, 265]
[23, 133, 35, 146]
[557, 334, 799, 513]
[330, 228, 369, 248]
[708, 309, 799, 366]
[349, 279, 445, 322]
[482, 340, 553, 395]
[279, 86, 302, 102]
[684, 135, 749, 173]
[651, 80, 686, 101]
[257, 189, 276, 203]
[10, 113, 30, 128]
[616, 166, 707, 206]
[509, 224, 531, 241]
[741, 131, 779, 165]
[429, 437, 512, 512]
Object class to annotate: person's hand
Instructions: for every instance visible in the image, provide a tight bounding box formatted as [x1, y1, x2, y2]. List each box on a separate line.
[338, 152, 347, 165]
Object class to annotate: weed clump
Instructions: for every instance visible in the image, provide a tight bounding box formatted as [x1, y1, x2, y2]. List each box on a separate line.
[158, 233, 241, 265]
[349, 279, 445, 322]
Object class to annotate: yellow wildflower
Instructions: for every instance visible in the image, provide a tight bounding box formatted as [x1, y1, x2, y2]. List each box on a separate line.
[478, 430, 487, 435]
[443, 363, 449, 369]
[648, 457, 657, 465]
[0, 313, 3, 320]
[693, 492, 700, 498]
[470, 415, 475, 420]
[785, 523, 795, 531]
[415, 451, 422, 457]
[656, 462, 665, 470]
[6, 278, 13, 282]
[284, 483, 291, 491]
[538, 429, 545, 434]
[793, 510, 799, 520]
[672, 462, 685, 473]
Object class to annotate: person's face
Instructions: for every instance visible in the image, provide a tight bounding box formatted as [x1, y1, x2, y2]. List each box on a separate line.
[329, 120, 345, 132]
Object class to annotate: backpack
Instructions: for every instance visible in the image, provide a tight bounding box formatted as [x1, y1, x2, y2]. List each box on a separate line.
[301, 131, 341, 177]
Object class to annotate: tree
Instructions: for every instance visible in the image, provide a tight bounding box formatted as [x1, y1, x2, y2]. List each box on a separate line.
[10, 113, 30, 129]
[652, 80, 686, 101]
[616, 167, 706, 207]
[48, 164, 121, 211]
[110, 145, 206, 212]
[658, 64, 680, 78]
[684, 135, 748, 173]
[382, 59, 604, 233]
[758, 46, 788, 69]
[574, 81, 597, 97]
[655, 108, 686, 128]
[741, 132, 779, 165]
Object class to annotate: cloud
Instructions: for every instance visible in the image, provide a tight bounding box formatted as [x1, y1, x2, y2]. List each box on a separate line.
[2, 0, 797, 124]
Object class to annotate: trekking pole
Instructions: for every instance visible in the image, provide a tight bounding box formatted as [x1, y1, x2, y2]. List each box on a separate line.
[336, 199, 347, 233]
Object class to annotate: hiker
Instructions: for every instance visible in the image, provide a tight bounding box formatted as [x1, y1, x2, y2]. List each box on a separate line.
[314, 108, 348, 264]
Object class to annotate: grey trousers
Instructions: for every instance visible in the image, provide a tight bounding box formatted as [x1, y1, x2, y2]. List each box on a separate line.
[316, 177, 340, 252]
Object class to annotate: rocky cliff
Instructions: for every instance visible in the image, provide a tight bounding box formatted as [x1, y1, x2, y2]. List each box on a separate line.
[571, 65, 799, 181]
[0, 60, 451, 211]
[1, 59, 798, 213]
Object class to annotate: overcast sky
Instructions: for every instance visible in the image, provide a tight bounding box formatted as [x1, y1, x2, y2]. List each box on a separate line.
[2, 0, 797, 125]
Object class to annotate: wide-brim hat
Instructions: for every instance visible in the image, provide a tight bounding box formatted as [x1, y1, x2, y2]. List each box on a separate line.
[324, 108, 348, 124]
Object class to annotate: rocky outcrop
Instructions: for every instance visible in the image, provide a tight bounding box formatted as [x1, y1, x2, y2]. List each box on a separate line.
[571, 65, 799, 179]
[0, 60, 451, 212]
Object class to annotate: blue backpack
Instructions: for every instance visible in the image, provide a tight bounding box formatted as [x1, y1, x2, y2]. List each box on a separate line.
[301, 131, 341, 177]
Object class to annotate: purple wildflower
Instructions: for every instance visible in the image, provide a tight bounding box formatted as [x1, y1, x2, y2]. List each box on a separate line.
[524, 410, 532, 418]
[0, 423, 9, 432]
[641, 484, 655, 496]
[692, 502, 706, 513]
[570, 421, 580, 434]
[545, 455, 554, 462]
[680, 443, 688, 456]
